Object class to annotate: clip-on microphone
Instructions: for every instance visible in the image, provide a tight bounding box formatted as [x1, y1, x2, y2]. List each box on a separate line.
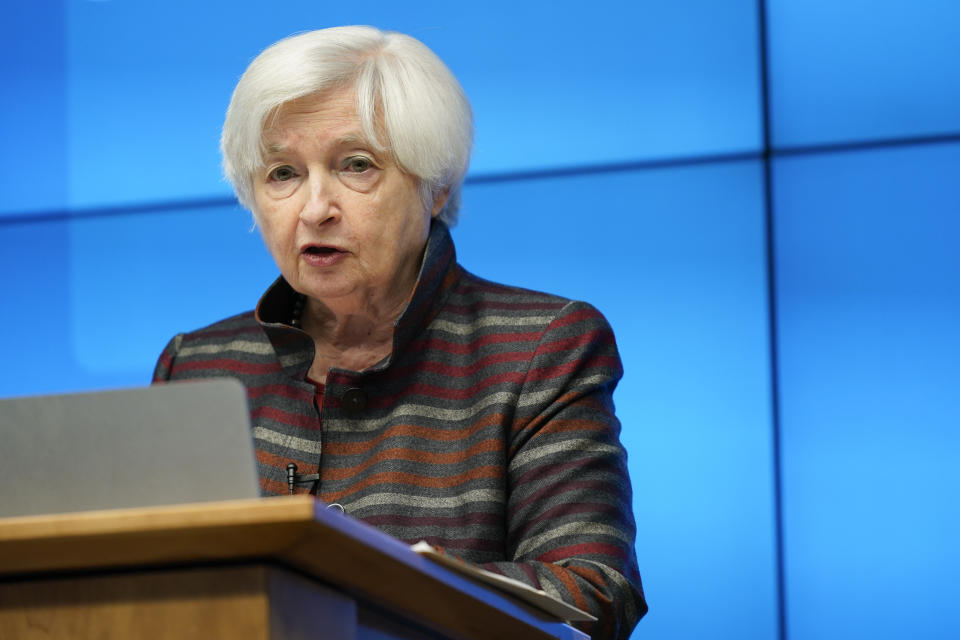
[286, 462, 320, 495]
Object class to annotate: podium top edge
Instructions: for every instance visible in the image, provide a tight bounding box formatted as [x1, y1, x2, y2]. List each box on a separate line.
[0, 496, 317, 542]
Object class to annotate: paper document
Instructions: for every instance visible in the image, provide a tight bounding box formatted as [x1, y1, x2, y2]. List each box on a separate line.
[411, 541, 596, 622]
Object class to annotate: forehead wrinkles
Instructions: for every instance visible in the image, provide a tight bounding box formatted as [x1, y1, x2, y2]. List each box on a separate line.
[262, 120, 381, 164]
[262, 130, 375, 159]
[261, 88, 369, 148]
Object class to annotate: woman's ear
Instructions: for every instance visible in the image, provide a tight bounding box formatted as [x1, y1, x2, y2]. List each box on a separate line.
[431, 189, 450, 218]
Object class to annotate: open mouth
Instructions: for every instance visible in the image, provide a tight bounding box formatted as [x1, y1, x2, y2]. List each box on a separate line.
[303, 245, 343, 255]
[301, 245, 346, 266]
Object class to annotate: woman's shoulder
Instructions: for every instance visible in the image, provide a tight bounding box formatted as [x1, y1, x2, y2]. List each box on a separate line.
[454, 268, 567, 305]
[160, 311, 265, 357]
[446, 267, 610, 330]
[176, 310, 261, 341]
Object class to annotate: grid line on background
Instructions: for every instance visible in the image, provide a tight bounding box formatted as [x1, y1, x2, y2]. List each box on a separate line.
[3, 128, 960, 226]
[757, 0, 787, 639]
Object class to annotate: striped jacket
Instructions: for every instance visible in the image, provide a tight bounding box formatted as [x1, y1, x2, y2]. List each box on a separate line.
[153, 222, 646, 638]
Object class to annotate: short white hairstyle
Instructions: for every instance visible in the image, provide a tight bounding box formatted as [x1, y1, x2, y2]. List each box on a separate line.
[221, 26, 473, 226]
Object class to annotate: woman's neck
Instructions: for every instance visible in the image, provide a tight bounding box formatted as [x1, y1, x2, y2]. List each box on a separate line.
[300, 294, 406, 382]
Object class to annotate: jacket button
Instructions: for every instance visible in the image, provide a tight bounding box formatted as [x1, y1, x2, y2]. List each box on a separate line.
[342, 388, 367, 413]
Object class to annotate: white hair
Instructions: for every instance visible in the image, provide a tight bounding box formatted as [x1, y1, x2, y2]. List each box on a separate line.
[221, 26, 473, 226]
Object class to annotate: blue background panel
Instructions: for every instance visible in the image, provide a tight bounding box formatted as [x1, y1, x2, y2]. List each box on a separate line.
[67, 205, 277, 374]
[0, 217, 74, 396]
[775, 142, 960, 640]
[0, 0, 68, 217]
[0, 205, 274, 398]
[767, 0, 960, 148]
[58, 0, 760, 211]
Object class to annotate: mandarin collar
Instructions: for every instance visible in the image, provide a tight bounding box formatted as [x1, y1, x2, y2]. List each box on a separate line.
[255, 220, 459, 379]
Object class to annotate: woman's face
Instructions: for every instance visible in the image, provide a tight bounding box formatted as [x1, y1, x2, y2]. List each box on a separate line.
[253, 88, 434, 315]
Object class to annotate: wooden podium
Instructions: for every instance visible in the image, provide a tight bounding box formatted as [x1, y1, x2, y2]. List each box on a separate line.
[0, 497, 587, 639]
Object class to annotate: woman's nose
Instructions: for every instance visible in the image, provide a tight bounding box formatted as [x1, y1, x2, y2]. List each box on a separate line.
[299, 175, 337, 225]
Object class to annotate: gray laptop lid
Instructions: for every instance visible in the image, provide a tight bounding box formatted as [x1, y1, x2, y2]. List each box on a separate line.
[0, 379, 260, 517]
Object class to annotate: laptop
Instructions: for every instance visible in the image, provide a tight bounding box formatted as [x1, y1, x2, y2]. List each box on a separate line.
[0, 378, 260, 518]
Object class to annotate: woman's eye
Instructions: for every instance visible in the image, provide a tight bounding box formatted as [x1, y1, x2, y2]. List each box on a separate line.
[344, 157, 372, 173]
[268, 166, 297, 182]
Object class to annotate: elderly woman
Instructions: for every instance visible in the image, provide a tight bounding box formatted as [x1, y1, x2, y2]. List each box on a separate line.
[153, 26, 646, 639]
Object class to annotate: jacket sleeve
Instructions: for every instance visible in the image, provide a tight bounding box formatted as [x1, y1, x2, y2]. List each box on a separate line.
[481, 300, 646, 640]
